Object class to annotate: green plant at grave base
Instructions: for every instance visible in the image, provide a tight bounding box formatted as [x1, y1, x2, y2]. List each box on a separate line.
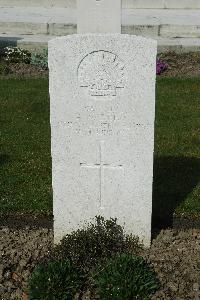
[92, 253, 159, 300]
[50, 216, 141, 273]
[29, 259, 83, 300]
[29, 216, 149, 300]
[31, 48, 48, 69]
[4, 47, 31, 64]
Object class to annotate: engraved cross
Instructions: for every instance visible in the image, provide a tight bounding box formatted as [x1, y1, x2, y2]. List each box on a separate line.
[80, 141, 123, 209]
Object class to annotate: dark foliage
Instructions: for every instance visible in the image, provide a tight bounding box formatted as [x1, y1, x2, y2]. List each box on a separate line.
[92, 253, 159, 300]
[49, 216, 141, 272]
[0, 63, 10, 75]
[30, 49, 48, 70]
[4, 47, 31, 64]
[32, 217, 142, 298]
[29, 259, 84, 300]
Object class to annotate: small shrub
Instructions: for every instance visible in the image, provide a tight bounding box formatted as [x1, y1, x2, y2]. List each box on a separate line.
[31, 49, 48, 69]
[29, 259, 83, 300]
[4, 47, 31, 64]
[156, 58, 168, 75]
[92, 253, 159, 300]
[0, 63, 10, 75]
[33, 217, 142, 297]
[49, 216, 140, 273]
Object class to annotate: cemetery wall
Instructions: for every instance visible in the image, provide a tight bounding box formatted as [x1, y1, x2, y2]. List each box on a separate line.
[0, 0, 199, 9]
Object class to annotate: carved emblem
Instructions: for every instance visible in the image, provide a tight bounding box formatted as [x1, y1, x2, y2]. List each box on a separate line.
[78, 51, 125, 97]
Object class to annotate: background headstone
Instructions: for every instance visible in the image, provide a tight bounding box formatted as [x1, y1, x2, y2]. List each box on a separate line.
[77, 0, 121, 33]
[49, 34, 157, 247]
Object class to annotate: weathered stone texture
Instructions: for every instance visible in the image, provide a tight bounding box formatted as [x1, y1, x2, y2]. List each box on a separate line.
[49, 34, 157, 247]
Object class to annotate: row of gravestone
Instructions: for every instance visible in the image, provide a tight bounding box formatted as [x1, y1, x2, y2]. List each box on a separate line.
[50, 0, 157, 247]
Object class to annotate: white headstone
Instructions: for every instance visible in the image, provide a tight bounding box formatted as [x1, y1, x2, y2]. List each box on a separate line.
[77, 0, 121, 33]
[49, 34, 157, 247]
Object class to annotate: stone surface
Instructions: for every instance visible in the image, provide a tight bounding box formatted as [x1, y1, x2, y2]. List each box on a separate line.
[160, 24, 200, 38]
[123, 0, 200, 9]
[77, 0, 121, 34]
[1, 34, 200, 54]
[0, 7, 200, 38]
[1, 0, 200, 9]
[49, 34, 157, 247]
[0, 0, 75, 7]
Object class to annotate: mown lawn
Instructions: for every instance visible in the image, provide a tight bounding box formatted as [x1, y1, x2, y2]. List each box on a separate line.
[0, 78, 199, 226]
[154, 78, 200, 225]
[0, 78, 52, 214]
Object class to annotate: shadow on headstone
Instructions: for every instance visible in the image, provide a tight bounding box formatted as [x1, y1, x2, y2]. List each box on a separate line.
[152, 156, 200, 229]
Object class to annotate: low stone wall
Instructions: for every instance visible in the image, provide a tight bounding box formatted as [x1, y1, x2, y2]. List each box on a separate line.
[0, 0, 200, 9]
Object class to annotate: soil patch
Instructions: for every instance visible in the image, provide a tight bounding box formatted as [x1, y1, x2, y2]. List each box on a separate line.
[0, 52, 200, 78]
[0, 228, 199, 299]
[0, 62, 48, 78]
[159, 52, 200, 78]
[144, 229, 200, 300]
[8, 63, 48, 77]
[0, 214, 53, 229]
[173, 213, 200, 229]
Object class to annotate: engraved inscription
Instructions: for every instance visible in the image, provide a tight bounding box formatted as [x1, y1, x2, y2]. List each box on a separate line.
[78, 51, 125, 97]
[60, 107, 134, 136]
[80, 140, 123, 209]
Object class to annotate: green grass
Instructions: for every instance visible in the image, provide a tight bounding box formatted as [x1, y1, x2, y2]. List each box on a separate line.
[0, 78, 52, 214]
[0, 78, 199, 225]
[154, 78, 200, 225]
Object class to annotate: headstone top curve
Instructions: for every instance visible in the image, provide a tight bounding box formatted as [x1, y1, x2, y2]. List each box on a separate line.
[48, 34, 157, 48]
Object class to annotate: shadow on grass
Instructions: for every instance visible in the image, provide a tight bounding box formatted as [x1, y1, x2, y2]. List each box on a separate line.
[0, 154, 10, 166]
[152, 156, 200, 229]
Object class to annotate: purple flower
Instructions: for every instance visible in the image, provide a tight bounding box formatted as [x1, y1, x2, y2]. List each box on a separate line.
[156, 58, 168, 75]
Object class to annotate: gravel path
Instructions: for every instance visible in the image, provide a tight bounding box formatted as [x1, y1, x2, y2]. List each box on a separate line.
[0, 227, 199, 299]
[0, 227, 53, 300]
[144, 229, 200, 300]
